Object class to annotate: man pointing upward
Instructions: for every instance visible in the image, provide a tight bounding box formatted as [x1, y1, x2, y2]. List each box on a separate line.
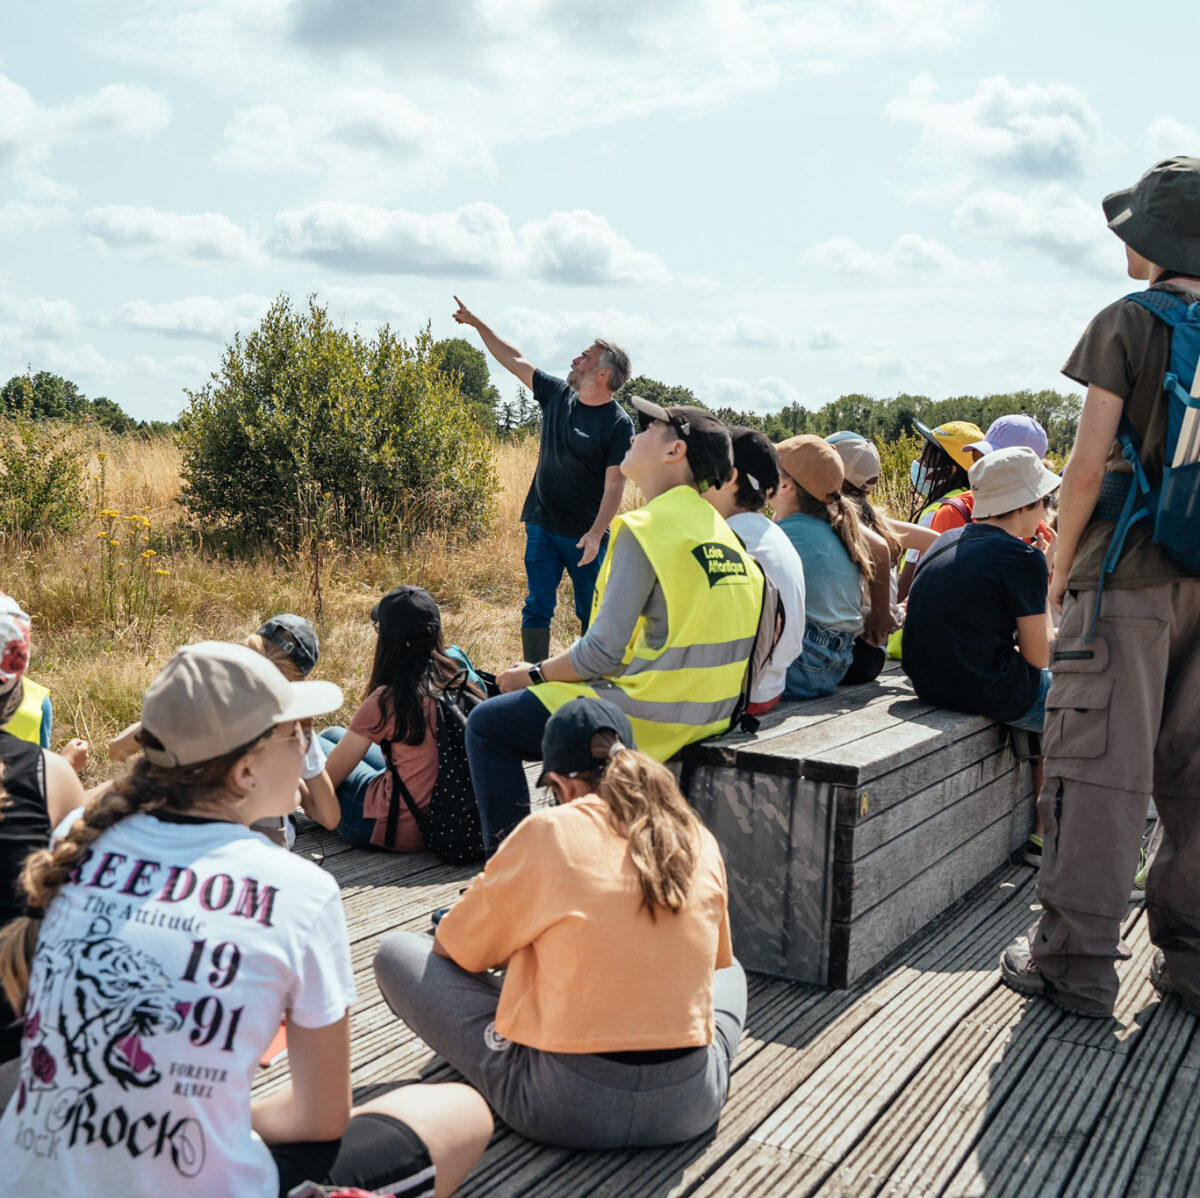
[453, 297, 634, 663]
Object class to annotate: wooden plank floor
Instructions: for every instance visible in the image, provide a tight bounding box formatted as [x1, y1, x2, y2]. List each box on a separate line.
[254, 817, 1197, 1198]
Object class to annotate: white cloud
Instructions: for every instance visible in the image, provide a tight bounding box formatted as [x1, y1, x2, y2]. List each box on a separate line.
[808, 323, 841, 351]
[216, 90, 491, 186]
[801, 233, 974, 279]
[0, 201, 70, 237]
[888, 73, 1101, 183]
[13, 170, 77, 202]
[116, 294, 273, 339]
[82, 206, 260, 263]
[271, 202, 672, 284]
[1146, 116, 1200, 160]
[0, 74, 169, 166]
[0, 292, 78, 340]
[953, 185, 1116, 277]
[696, 374, 802, 414]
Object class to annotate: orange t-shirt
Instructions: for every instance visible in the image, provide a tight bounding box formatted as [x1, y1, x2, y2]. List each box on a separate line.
[930, 492, 1053, 545]
[436, 794, 733, 1054]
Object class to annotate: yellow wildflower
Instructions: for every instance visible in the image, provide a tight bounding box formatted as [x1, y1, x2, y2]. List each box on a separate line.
[154, 569, 170, 577]
[96, 531, 108, 540]
[141, 549, 157, 558]
[109, 539, 121, 547]
[82, 564, 91, 572]
[97, 451, 108, 461]
[98, 509, 120, 519]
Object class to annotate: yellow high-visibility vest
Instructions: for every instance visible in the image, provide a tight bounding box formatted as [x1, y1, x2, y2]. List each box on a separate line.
[533, 485, 764, 761]
[3, 677, 49, 745]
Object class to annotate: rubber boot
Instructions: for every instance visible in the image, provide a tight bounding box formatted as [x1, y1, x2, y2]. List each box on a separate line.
[521, 626, 551, 664]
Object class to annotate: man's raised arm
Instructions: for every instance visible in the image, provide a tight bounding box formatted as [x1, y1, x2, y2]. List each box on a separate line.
[452, 296, 536, 390]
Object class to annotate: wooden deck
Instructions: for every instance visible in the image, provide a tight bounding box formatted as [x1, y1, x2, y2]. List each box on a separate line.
[254, 818, 1198, 1197]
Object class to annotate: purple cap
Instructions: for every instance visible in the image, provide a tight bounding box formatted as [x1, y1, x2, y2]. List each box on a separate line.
[965, 415, 1049, 460]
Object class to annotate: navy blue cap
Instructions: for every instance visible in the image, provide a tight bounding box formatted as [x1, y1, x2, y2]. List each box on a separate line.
[538, 696, 636, 786]
[256, 614, 319, 677]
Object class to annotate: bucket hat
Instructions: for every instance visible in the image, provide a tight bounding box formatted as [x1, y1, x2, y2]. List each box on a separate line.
[1102, 157, 1200, 276]
[969, 446, 1061, 519]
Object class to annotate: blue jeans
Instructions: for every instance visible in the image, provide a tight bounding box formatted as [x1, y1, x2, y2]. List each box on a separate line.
[784, 622, 857, 700]
[465, 690, 551, 855]
[522, 523, 607, 632]
[1007, 666, 1053, 733]
[319, 726, 388, 848]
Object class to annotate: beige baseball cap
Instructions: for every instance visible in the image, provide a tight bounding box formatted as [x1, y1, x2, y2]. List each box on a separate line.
[776, 435, 845, 503]
[969, 446, 1061, 519]
[826, 433, 881, 489]
[140, 641, 343, 767]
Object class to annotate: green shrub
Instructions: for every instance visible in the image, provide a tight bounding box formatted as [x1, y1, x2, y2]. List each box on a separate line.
[0, 415, 87, 537]
[178, 295, 497, 548]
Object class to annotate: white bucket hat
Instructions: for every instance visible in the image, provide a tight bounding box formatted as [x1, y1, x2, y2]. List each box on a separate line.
[969, 446, 1061, 519]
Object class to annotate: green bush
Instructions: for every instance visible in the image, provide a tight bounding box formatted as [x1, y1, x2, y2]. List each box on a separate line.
[178, 295, 497, 548]
[0, 416, 87, 537]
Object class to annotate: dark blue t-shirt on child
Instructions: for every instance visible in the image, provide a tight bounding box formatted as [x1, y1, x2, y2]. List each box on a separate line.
[520, 369, 635, 539]
[902, 523, 1048, 724]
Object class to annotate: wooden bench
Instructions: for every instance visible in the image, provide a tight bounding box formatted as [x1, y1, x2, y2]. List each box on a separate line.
[679, 667, 1035, 988]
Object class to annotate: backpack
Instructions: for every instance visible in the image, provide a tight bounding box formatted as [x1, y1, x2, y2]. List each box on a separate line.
[381, 672, 486, 865]
[729, 554, 786, 733]
[937, 494, 973, 524]
[1092, 289, 1200, 604]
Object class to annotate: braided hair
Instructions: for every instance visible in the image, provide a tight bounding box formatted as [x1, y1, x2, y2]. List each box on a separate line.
[0, 727, 269, 1013]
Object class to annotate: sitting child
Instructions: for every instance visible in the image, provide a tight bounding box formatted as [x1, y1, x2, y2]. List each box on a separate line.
[772, 436, 875, 698]
[704, 426, 806, 715]
[375, 696, 745, 1151]
[902, 447, 1060, 859]
[322, 586, 484, 851]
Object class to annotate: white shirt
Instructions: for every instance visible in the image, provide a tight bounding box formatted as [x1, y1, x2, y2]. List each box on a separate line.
[0, 808, 356, 1197]
[728, 512, 807, 703]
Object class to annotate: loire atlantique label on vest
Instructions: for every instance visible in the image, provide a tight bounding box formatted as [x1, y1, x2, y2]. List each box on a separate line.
[691, 542, 749, 587]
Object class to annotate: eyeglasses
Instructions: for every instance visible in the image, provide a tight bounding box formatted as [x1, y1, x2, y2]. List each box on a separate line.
[256, 723, 313, 753]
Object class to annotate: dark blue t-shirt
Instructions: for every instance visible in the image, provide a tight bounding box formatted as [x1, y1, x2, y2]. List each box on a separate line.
[520, 369, 635, 538]
[902, 523, 1048, 723]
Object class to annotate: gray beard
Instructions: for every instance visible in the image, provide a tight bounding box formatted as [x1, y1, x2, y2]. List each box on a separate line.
[566, 367, 580, 389]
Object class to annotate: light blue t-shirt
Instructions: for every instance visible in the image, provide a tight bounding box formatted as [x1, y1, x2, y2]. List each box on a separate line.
[776, 513, 865, 635]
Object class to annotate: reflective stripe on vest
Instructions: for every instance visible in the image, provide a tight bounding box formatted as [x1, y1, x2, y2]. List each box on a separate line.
[4, 677, 49, 745]
[532, 485, 764, 761]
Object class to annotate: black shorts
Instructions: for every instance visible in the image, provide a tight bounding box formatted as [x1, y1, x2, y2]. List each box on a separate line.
[271, 1111, 435, 1198]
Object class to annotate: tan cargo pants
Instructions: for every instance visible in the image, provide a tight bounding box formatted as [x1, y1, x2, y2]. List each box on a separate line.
[1030, 580, 1200, 1016]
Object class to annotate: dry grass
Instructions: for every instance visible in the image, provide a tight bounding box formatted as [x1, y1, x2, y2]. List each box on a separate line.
[10, 435, 606, 785]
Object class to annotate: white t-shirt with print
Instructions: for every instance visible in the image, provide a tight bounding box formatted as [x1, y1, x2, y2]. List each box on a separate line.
[728, 512, 808, 703]
[0, 808, 356, 1197]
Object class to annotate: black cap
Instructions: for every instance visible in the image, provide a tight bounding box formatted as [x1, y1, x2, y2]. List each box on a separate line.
[371, 585, 441, 643]
[1102, 157, 1200, 276]
[256, 614, 319, 677]
[728, 425, 780, 498]
[629, 396, 734, 491]
[537, 696, 637, 787]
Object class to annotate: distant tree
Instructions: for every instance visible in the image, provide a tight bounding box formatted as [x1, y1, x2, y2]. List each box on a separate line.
[435, 337, 500, 430]
[88, 395, 140, 435]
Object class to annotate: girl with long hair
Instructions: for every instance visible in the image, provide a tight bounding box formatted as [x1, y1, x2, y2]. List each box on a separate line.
[0, 641, 491, 1197]
[321, 586, 483, 851]
[772, 435, 878, 698]
[374, 696, 746, 1150]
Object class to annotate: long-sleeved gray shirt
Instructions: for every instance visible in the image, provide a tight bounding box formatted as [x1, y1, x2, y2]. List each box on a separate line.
[568, 531, 669, 678]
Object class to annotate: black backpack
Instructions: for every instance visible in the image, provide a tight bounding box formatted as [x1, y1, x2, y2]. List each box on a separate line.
[381, 673, 486, 865]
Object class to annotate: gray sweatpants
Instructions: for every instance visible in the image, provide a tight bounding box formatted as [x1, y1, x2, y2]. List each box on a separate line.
[373, 931, 747, 1150]
[1031, 581, 1200, 1016]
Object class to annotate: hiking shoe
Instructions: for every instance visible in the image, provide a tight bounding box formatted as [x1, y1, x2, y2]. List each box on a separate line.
[1131, 847, 1148, 902]
[998, 937, 1111, 1019]
[1024, 834, 1043, 868]
[1149, 951, 1200, 1015]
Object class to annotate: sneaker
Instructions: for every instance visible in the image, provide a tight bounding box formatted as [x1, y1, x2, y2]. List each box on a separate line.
[1130, 847, 1148, 902]
[998, 937, 1111, 1019]
[1149, 951, 1200, 1015]
[1024, 834, 1043, 868]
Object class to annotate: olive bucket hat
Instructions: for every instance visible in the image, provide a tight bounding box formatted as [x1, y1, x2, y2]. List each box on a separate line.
[1102, 156, 1200, 277]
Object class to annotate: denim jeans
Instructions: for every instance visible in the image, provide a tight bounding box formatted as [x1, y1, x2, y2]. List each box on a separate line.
[522, 522, 607, 632]
[465, 690, 551, 855]
[1007, 666, 1053, 733]
[784, 622, 857, 700]
[319, 726, 388, 848]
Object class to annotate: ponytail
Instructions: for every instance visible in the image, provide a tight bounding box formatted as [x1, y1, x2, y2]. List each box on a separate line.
[557, 731, 702, 920]
[844, 484, 902, 565]
[796, 489, 875, 580]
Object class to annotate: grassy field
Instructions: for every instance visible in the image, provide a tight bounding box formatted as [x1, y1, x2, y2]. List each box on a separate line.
[11, 424, 920, 786]
[11, 432, 574, 785]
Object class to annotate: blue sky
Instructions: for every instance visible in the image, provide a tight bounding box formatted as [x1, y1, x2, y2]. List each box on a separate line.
[2, 1, 1196, 422]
